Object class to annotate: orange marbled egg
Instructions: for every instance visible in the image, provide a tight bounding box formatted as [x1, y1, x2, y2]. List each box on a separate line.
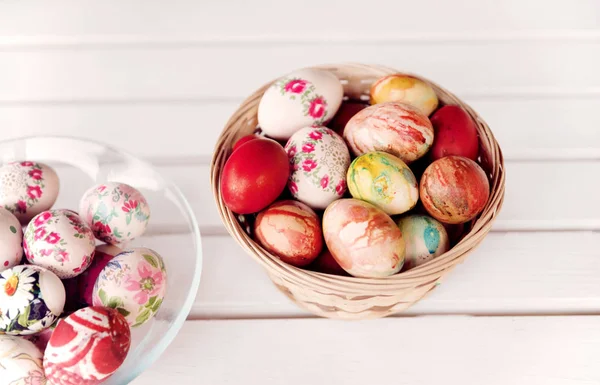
[343, 101, 434, 164]
[254, 200, 323, 267]
[420, 156, 490, 224]
[322, 199, 405, 278]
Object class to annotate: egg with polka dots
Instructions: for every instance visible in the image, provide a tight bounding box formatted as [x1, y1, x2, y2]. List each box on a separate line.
[0, 207, 23, 272]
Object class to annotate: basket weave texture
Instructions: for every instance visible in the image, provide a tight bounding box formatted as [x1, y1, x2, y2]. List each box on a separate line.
[211, 63, 506, 320]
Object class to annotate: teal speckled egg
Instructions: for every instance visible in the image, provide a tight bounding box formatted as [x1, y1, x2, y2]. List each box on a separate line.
[396, 214, 449, 270]
[347, 151, 418, 215]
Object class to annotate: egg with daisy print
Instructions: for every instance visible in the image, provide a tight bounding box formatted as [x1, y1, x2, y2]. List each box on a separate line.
[0, 264, 65, 335]
[93, 247, 167, 327]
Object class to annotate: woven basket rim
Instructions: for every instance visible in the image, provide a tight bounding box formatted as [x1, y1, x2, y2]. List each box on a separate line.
[210, 62, 506, 295]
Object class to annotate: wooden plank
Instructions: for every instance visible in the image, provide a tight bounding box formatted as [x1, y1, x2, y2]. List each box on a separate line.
[131, 316, 600, 385]
[154, 232, 600, 319]
[1, 98, 599, 160]
[41, 160, 600, 233]
[1, 0, 598, 45]
[1, 41, 599, 102]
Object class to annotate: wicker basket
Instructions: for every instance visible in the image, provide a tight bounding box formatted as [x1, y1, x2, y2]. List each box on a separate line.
[210, 63, 506, 320]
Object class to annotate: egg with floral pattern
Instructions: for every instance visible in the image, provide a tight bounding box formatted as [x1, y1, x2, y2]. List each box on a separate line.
[43, 306, 131, 385]
[24, 209, 95, 279]
[93, 247, 167, 327]
[258, 68, 344, 140]
[396, 214, 450, 271]
[79, 182, 151, 245]
[0, 207, 23, 272]
[285, 126, 351, 210]
[347, 151, 419, 215]
[0, 161, 59, 225]
[0, 335, 47, 384]
[0, 264, 65, 335]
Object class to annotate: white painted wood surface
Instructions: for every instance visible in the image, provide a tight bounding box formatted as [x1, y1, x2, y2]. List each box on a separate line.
[1, 1, 599, 383]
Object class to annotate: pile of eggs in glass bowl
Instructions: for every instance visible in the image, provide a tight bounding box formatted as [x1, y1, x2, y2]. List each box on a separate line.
[0, 159, 167, 384]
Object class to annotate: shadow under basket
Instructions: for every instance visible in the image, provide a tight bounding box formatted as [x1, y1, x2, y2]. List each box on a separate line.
[211, 63, 506, 320]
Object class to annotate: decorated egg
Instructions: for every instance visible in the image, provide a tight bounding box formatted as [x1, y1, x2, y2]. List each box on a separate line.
[370, 74, 439, 116]
[328, 100, 369, 136]
[285, 126, 351, 210]
[44, 306, 131, 385]
[344, 101, 434, 163]
[420, 156, 490, 224]
[254, 200, 323, 267]
[347, 151, 419, 215]
[323, 199, 405, 278]
[396, 214, 450, 270]
[79, 182, 151, 245]
[429, 105, 480, 161]
[77, 244, 122, 307]
[221, 138, 289, 214]
[0, 264, 65, 335]
[0, 207, 23, 272]
[0, 161, 59, 225]
[257, 68, 344, 140]
[310, 248, 348, 276]
[93, 247, 167, 327]
[24, 209, 95, 279]
[0, 335, 47, 384]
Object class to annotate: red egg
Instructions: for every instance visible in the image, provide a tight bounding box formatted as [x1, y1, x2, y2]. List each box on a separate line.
[310, 248, 348, 276]
[232, 134, 260, 152]
[77, 244, 121, 307]
[328, 101, 369, 136]
[254, 200, 323, 267]
[44, 306, 131, 385]
[420, 156, 490, 224]
[429, 105, 479, 161]
[221, 138, 290, 214]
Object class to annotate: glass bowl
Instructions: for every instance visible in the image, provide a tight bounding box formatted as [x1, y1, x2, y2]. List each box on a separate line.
[0, 136, 203, 384]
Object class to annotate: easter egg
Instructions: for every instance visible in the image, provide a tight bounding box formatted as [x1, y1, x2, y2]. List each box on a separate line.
[93, 247, 167, 327]
[370, 74, 439, 116]
[79, 182, 151, 245]
[0, 207, 23, 272]
[328, 101, 369, 136]
[24, 209, 95, 279]
[285, 126, 351, 210]
[0, 335, 47, 384]
[257, 68, 344, 140]
[0, 161, 59, 225]
[43, 306, 131, 385]
[347, 151, 419, 215]
[77, 244, 122, 307]
[344, 101, 434, 163]
[232, 134, 260, 152]
[429, 105, 479, 161]
[420, 156, 490, 224]
[396, 214, 450, 270]
[254, 200, 323, 267]
[221, 138, 289, 214]
[310, 248, 348, 276]
[0, 265, 65, 335]
[323, 199, 405, 278]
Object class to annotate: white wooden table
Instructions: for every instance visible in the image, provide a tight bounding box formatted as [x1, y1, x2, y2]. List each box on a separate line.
[2, 1, 600, 383]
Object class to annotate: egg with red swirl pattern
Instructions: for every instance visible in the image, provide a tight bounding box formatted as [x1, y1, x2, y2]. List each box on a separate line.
[323, 198, 405, 278]
[343, 101, 434, 164]
[254, 200, 323, 267]
[43, 306, 131, 385]
[420, 156, 490, 224]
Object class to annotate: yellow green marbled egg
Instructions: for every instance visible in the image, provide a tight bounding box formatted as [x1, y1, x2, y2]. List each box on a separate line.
[346, 151, 419, 215]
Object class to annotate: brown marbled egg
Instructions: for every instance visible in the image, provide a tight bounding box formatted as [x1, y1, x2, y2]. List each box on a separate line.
[254, 200, 323, 267]
[343, 101, 434, 164]
[420, 156, 490, 224]
[322, 199, 405, 278]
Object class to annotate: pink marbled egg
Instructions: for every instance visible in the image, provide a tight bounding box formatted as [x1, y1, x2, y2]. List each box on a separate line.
[323, 199, 406, 278]
[24, 209, 95, 279]
[343, 101, 434, 163]
[79, 182, 151, 245]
